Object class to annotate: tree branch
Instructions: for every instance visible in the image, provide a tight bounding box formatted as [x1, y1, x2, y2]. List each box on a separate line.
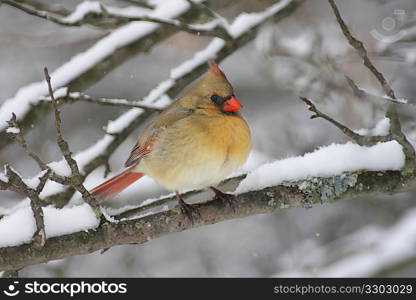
[0, 169, 412, 272]
[299, 97, 390, 146]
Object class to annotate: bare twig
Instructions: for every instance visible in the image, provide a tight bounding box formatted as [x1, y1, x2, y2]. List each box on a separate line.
[44, 67, 99, 208]
[5, 114, 77, 187]
[63, 93, 163, 111]
[6, 113, 48, 171]
[299, 97, 390, 146]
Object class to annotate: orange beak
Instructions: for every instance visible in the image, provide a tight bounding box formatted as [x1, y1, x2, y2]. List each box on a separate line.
[223, 96, 243, 112]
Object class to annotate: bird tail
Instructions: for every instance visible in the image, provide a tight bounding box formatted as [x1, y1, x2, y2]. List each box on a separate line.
[90, 168, 144, 199]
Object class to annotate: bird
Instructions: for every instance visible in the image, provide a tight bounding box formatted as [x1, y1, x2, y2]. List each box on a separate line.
[90, 61, 252, 221]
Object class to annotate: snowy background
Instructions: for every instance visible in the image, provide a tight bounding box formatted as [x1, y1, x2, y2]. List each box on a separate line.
[1, 0, 416, 277]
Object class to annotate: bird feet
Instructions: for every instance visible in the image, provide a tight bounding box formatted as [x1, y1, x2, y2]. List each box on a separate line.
[176, 192, 200, 224]
[210, 187, 237, 212]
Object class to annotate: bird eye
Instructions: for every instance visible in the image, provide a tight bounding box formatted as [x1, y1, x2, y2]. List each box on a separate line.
[210, 94, 223, 105]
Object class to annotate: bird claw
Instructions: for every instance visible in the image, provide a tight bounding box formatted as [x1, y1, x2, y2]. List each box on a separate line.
[177, 195, 200, 224]
[210, 187, 238, 212]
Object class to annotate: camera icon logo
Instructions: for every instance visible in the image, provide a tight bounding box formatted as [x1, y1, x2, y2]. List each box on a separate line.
[3, 281, 20, 297]
[370, 9, 407, 43]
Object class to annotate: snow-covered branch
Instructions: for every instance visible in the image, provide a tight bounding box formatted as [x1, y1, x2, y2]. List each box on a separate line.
[3, 0, 71, 17]
[4, 0, 232, 40]
[0, 158, 411, 271]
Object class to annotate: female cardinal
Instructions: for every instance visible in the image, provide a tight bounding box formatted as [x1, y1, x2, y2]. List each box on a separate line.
[90, 61, 251, 221]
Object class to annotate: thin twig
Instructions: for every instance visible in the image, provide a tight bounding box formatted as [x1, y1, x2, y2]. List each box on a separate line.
[65, 93, 163, 111]
[44, 67, 99, 208]
[344, 75, 410, 106]
[6, 113, 48, 170]
[299, 97, 390, 146]
[5, 114, 76, 187]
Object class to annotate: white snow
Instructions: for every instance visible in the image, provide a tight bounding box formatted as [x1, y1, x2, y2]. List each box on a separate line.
[355, 117, 390, 136]
[142, 79, 174, 103]
[106, 108, 143, 134]
[236, 141, 405, 194]
[0, 171, 7, 183]
[0, 206, 36, 247]
[228, 0, 292, 38]
[169, 38, 225, 79]
[60, 1, 102, 24]
[61, 1, 154, 24]
[0, 203, 99, 247]
[188, 19, 222, 32]
[43, 204, 99, 238]
[47, 160, 72, 177]
[5, 127, 20, 134]
[22, 170, 48, 189]
[280, 31, 316, 58]
[51, 87, 68, 99]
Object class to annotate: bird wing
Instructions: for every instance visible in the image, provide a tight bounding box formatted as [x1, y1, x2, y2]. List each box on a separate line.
[124, 104, 194, 167]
